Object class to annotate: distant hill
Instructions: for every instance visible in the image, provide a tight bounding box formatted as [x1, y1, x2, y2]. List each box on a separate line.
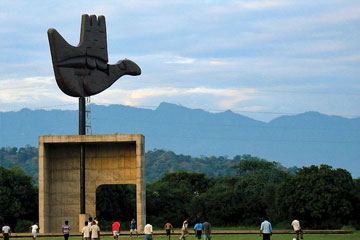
[1, 102, 359, 177]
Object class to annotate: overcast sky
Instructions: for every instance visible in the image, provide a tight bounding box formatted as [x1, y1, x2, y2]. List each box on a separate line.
[0, 0, 359, 122]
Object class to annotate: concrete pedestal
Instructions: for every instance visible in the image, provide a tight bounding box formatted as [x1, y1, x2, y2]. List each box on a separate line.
[38, 134, 146, 233]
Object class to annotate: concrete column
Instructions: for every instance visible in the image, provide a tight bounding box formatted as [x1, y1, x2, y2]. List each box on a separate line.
[136, 139, 146, 231]
[79, 213, 90, 232]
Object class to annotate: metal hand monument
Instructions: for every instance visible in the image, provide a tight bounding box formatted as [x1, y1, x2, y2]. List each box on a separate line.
[47, 14, 141, 216]
[48, 14, 141, 97]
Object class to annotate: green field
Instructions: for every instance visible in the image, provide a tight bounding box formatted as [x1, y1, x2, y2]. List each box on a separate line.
[11, 232, 360, 240]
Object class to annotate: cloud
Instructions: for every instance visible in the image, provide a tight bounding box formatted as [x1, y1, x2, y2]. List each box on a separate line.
[165, 56, 195, 64]
[208, 60, 232, 66]
[91, 86, 257, 110]
[240, 0, 291, 10]
[0, 77, 65, 104]
[0, 1, 359, 121]
[282, 40, 347, 56]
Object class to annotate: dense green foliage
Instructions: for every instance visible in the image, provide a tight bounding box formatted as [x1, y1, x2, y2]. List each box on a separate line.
[277, 165, 357, 229]
[146, 171, 213, 226]
[0, 166, 38, 231]
[0, 147, 239, 182]
[145, 157, 291, 227]
[0, 146, 359, 231]
[0, 146, 38, 180]
[96, 184, 136, 228]
[98, 159, 360, 230]
[145, 149, 238, 182]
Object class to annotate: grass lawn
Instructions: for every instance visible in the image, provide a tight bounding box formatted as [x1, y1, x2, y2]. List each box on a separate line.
[201, 233, 360, 240]
[11, 232, 360, 240]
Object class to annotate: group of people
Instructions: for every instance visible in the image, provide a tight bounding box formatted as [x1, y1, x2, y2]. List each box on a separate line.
[63, 217, 139, 240]
[111, 218, 139, 239]
[260, 219, 304, 240]
[59, 217, 101, 240]
[81, 217, 101, 240]
[134, 218, 211, 240]
[1, 217, 303, 240]
[2, 222, 41, 240]
[175, 219, 212, 240]
[112, 218, 153, 240]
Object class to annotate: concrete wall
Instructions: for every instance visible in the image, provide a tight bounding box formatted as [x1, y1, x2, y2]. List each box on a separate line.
[38, 134, 145, 233]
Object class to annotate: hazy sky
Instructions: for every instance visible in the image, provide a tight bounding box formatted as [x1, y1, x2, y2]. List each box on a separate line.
[1, 0, 359, 122]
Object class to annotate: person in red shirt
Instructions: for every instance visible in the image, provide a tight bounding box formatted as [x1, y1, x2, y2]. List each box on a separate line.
[112, 222, 120, 240]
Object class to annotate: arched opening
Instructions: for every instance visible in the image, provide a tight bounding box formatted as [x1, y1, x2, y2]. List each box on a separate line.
[96, 184, 136, 231]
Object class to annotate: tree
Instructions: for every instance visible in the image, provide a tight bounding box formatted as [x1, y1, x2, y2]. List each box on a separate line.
[230, 155, 289, 224]
[232, 155, 276, 176]
[350, 178, 360, 228]
[0, 146, 38, 181]
[0, 167, 38, 230]
[96, 184, 136, 223]
[277, 165, 354, 229]
[194, 176, 243, 226]
[146, 171, 212, 227]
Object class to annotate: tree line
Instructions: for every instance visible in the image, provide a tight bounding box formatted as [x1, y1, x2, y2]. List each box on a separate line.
[0, 147, 240, 183]
[143, 159, 360, 229]
[0, 147, 359, 231]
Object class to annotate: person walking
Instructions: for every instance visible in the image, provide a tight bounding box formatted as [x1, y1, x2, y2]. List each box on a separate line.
[2, 223, 11, 240]
[29, 222, 39, 240]
[112, 221, 120, 240]
[82, 221, 91, 240]
[179, 219, 189, 240]
[62, 220, 71, 240]
[291, 219, 303, 240]
[260, 219, 272, 240]
[90, 221, 100, 240]
[202, 219, 211, 240]
[164, 222, 174, 240]
[193, 221, 202, 240]
[144, 223, 153, 240]
[129, 218, 138, 238]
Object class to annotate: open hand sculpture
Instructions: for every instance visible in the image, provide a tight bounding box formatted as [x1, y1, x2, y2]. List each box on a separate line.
[48, 14, 141, 97]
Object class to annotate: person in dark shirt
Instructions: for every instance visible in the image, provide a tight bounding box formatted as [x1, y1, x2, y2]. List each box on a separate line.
[202, 219, 211, 240]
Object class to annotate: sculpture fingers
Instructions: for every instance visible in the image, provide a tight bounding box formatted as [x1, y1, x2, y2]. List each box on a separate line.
[79, 14, 108, 62]
[98, 15, 106, 27]
[79, 14, 91, 44]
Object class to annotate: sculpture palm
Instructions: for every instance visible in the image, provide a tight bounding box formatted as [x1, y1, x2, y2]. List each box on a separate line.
[48, 14, 141, 97]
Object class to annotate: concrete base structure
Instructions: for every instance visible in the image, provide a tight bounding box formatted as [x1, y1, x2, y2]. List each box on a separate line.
[38, 134, 145, 233]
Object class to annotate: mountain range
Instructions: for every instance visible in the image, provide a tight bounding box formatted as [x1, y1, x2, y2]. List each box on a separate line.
[1, 102, 359, 177]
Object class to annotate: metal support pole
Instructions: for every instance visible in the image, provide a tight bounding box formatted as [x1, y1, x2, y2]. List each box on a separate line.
[79, 97, 86, 214]
[79, 97, 86, 135]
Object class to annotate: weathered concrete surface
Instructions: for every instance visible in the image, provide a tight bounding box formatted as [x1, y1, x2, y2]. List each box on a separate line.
[38, 134, 145, 233]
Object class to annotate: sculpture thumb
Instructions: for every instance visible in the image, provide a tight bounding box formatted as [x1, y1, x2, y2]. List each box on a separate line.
[48, 28, 85, 63]
[109, 59, 141, 82]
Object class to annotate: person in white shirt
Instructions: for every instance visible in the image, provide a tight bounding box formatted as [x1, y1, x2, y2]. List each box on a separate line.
[291, 219, 303, 240]
[2, 224, 11, 240]
[62, 220, 71, 240]
[29, 223, 39, 240]
[179, 219, 189, 240]
[90, 221, 100, 240]
[144, 223, 153, 240]
[82, 221, 91, 240]
[88, 218, 93, 239]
